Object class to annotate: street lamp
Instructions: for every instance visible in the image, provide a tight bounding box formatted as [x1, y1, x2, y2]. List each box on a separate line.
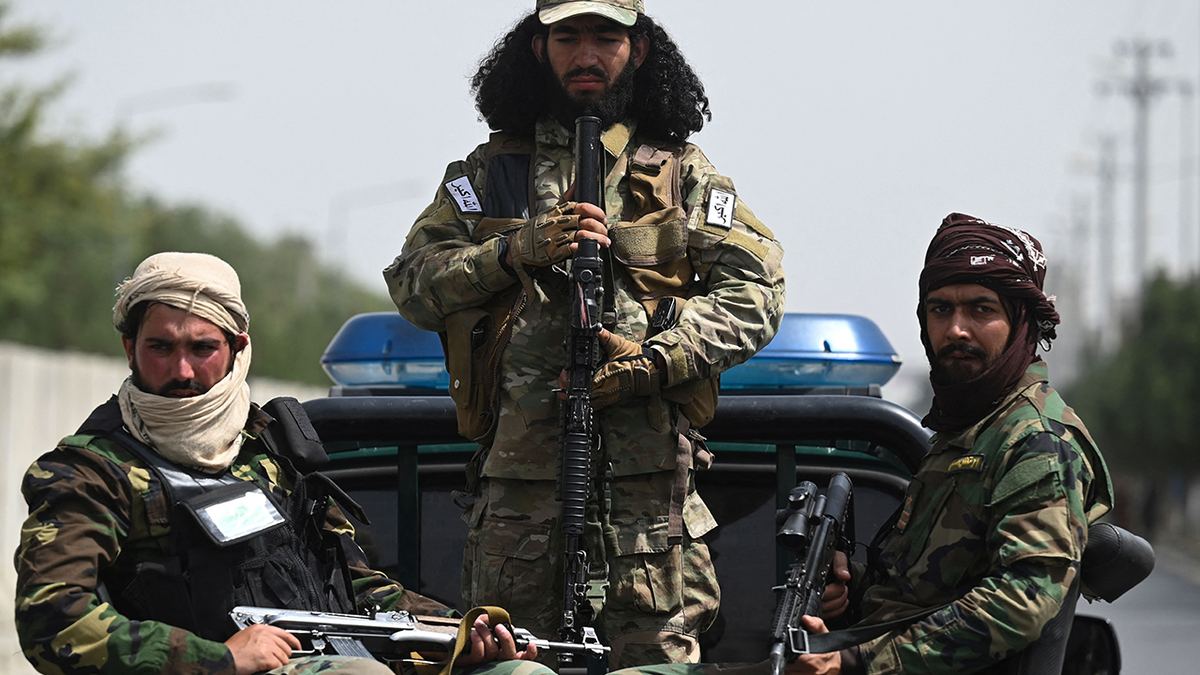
[110, 82, 237, 288]
[325, 179, 426, 275]
[115, 81, 236, 121]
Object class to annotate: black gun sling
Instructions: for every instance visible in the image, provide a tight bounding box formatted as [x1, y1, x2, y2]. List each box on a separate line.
[796, 605, 942, 655]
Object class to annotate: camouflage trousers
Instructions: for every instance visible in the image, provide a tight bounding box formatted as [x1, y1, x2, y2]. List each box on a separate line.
[609, 663, 770, 675]
[461, 473, 720, 670]
[266, 655, 392, 675]
[266, 656, 558, 675]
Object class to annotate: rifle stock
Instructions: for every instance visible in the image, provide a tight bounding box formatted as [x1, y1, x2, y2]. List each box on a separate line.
[768, 472, 854, 675]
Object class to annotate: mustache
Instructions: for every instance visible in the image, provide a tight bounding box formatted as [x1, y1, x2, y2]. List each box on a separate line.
[157, 378, 206, 396]
[564, 66, 608, 81]
[936, 343, 987, 360]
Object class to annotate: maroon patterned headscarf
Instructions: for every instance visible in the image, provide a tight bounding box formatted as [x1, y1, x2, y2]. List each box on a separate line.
[918, 213, 1061, 432]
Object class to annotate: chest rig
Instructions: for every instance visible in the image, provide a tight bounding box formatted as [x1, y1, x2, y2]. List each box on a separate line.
[443, 129, 720, 447]
[83, 397, 365, 641]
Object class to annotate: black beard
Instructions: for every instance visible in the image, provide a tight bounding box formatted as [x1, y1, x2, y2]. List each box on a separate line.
[929, 343, 990, 386]
[544, 57, 639, 129]
[130, 358, 208, 397]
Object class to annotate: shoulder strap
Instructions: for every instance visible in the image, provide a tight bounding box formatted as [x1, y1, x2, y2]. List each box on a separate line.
[106, 427, 239, 507]
[482, 132, 534, 220]
[78, 395, 239, 504]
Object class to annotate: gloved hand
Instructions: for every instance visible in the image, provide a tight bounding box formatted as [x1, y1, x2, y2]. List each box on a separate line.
[590, 332, 661, 410]
[507, 202, 580, 268]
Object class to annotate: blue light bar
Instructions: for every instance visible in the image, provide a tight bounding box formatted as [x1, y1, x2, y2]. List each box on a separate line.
[321, 312, 900, 392]
[321, 313, 448, 389]
[719, 314, 900, 389]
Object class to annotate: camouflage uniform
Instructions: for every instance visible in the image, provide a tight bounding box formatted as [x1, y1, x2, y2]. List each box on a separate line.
[14, 401, 450, 675]
[386, 116, 785, 667]
[846, 362, 1113, 675]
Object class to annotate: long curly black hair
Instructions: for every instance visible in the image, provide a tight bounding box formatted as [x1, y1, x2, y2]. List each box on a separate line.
[471, 12, 711, 143]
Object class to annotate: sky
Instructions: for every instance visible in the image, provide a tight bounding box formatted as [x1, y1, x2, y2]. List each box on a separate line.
[8, 0, 1200, 407]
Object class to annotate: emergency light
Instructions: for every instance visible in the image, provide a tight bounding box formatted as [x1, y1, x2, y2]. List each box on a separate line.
[720, 313, 901, 390]
[321, 312, 900, 392]
[321, 313, 448, 390]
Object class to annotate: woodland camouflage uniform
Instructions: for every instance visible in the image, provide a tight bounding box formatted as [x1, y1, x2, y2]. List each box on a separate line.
[386, 116, 785, 667]
[14, 402, 528, 675]
[847, 361, 1113, 675]
[597, 363, 1112, 675]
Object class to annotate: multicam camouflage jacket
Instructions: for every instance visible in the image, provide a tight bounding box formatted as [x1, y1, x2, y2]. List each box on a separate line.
[385, 116, 785, 480]
[849, 362, 1113, 675]
[15, 400, 448, 675]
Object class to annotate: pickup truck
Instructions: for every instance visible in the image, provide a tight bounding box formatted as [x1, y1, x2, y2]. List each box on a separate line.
[303, 312, 1124, 672]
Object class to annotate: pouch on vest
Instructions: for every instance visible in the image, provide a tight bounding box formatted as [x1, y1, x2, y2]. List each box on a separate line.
[260, 397, 329, 473]
[619, 145, 721, 428]
[93, 400, 360, 641]
[442, 286, 523, 445]
[664, 375, 721, 429]
[440, 165, 531, 445]
[180, 481, 288, 547]
[180, 471, 360, 639]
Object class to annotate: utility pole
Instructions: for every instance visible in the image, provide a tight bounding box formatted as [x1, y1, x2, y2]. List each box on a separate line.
[1070, 194, 1092, 328]
[1181, 81, 1195, 277]
[1110, 39, 1173, 286]
[1096, 134, 1118, 341]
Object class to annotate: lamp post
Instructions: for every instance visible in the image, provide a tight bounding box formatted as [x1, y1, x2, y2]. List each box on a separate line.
[115, 82, 236, 121]
[325, 179, 426, 276]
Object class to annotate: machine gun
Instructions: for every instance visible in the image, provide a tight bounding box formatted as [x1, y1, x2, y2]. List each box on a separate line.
[229, 606, 609, 665]
[554, 114, 606, 675]
[768, 472, 855, 675]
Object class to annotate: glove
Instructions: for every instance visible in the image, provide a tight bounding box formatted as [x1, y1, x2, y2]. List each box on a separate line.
[507, 202, 580, 268]
[590, 333, 661, 410]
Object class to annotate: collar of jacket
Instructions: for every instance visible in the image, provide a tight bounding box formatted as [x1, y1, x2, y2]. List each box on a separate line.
[932, 361, 1051, 453]
[535, 115, 639, 159]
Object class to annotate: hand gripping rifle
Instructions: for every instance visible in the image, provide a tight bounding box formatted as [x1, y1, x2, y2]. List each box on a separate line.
[229, 606, 608, 666]
[768, 472, 855, 675]
[555, 115, 605, 675]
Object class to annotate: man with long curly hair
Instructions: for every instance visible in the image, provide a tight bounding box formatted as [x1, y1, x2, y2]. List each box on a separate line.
[385, 1, 785, 667]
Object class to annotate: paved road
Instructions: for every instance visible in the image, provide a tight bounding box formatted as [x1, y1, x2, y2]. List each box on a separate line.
[1073, 545, 1200, 674]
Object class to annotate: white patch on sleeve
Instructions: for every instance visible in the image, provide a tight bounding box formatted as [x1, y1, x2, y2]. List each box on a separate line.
[706, 189, 736, 229]
[445, 176, 483, 214]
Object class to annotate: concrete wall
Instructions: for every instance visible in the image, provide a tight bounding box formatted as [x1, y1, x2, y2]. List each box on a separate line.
[0, 342, 327, 675]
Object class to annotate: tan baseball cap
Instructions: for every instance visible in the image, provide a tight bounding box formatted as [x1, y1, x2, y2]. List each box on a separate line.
[536, 0, 643, 27]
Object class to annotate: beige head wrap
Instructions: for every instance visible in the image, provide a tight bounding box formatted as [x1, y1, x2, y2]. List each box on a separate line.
[113, 252, 253, 474]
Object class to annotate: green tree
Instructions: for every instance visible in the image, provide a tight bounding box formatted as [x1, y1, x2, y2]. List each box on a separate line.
[0, 4, 134, 352]
[1064, 273, 1200, 475]
[135, 201, 394, 384]
[0, 4, 394, 385]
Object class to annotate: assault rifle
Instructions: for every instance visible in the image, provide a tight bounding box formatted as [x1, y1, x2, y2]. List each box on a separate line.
[229, 606, 608, 665]
[768, 472, 855, 675]
[555, 114, 605, 675]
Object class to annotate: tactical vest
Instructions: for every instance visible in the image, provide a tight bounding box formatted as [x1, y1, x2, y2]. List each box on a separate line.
[443, 131, 720, 446]
[83, 397, 365, 642]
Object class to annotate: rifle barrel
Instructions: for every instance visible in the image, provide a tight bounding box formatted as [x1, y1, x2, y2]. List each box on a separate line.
[575, 116, 602, 207]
